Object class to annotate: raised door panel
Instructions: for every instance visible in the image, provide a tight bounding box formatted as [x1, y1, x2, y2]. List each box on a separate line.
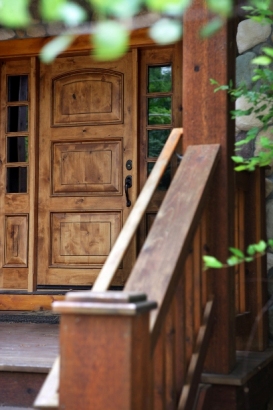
[52, 140, 122, 195]
[4, 215, 28, 266]
[53, 70, 123, 126]
[38, 52, 137, 286]
[51, 212, 121, 267]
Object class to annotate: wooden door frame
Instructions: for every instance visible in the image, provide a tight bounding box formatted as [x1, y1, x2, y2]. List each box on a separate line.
[0, 32, 183, 309]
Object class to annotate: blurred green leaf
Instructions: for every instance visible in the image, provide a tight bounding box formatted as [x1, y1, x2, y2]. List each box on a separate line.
[206, 0, 232, 16]
[41, 0, 66, 21]
[263, 47, 273, 58]
[229, 247, 244, 258]
[252, 56, 272, 65]
[203, 256, 223, 269]
[200, 17, 223, 37]
[93, 21, 129, 61]
[231, 156, 244, 163]
[227, 256, 240, 266]
[254, 240, 267, 253]
[0, 0, 31, 27]
[40, 35, 75, 63]
[145, 0, 191, 14]
[58, 3, 87, 26]
[149, 19, 182, 45]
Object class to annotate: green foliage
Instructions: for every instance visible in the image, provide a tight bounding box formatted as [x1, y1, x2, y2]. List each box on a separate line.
[40, 35, 75, 63]
[0, 0, 31, 28]
[92, 21, 129, 61]
[149, 18, 183, 45]
[203, 240, 269, 270]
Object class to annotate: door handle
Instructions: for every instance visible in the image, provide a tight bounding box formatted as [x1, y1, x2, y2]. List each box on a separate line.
[125, 176, 132, 207]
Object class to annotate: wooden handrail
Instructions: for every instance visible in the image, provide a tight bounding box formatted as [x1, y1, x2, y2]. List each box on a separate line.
[92, 127, 183, 292]
[125, 143, 220, 351]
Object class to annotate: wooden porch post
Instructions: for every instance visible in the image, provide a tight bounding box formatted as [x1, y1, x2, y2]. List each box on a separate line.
[183, 0, 237, 373]
[53, 292, 156, 410]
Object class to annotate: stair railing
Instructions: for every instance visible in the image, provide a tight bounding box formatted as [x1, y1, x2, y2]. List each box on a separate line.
[35, 130, 221, 410]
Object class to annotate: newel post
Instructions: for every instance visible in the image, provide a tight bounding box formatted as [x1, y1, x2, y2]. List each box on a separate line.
[53, 292, 156, 410]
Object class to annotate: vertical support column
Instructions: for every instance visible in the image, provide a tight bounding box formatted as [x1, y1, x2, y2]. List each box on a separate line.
[183, 0, 237, 373]
[53, 292, 156, 410]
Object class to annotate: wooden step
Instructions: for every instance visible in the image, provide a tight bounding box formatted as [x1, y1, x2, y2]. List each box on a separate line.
[0, 322, 59, 408]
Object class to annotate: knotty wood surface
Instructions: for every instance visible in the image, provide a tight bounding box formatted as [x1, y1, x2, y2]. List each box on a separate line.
[0, 322, 59, 372]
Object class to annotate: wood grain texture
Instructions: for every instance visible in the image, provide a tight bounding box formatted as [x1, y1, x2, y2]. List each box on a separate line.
[0, 322, 59, 372]
[59, 311, 151, 410]
[38, 53, 137, 286]
[93, 128, 182, 292]
[183, 0, 237, 373]
[125, 143, 220, 351]
[0, 294, 64, 310]
[0, 29, 154, 58]
[178, 299, 215, 410]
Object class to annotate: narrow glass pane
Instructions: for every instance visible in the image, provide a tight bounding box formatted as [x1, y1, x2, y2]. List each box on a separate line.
[8, 75, 28, 101]
[6, 167, 27, 193]
[148, 129, 170, 157]
[147, 162, 171, 191]
[148, 97, 171, 125]
[148, 66, 172, 93]
[7, 137, 28, 163]
[7, 106, 28, 132]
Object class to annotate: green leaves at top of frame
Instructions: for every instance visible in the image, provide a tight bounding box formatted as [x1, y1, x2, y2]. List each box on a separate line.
[145, 0, 191, 15]
[92, 21, 129, 61]
[206, 0, 233, 17]
[0, 0, 31, 28]
[41, 0, 86, 26]
[149, 19, 183, 45]
[88, 0, 141, 18]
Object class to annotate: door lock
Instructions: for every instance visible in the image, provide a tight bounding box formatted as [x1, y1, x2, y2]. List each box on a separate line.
[126, 160, 132, 170]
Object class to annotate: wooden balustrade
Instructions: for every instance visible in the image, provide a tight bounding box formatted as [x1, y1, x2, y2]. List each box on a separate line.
[49, 143, 220, 410]
[235, 169, 268, 351]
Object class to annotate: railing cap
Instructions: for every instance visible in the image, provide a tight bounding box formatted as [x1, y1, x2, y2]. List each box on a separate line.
[53, 291, 157, 316]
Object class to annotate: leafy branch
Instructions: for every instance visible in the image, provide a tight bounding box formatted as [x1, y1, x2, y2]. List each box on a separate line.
[203, 239, 273, 270]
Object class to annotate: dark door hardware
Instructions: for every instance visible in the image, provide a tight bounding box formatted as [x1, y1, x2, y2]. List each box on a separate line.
[125, 175, 132, 207]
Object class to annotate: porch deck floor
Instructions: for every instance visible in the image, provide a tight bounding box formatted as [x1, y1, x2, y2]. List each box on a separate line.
[0, 322, 59, 373]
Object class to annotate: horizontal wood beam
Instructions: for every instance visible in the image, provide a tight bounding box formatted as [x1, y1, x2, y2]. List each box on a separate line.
[0, 28, 154, 58]
[0, 294, 64, 310]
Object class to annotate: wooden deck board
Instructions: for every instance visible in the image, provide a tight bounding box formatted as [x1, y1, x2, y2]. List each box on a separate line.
[202, 348, 273, 386]
[0, 323, 59, 373]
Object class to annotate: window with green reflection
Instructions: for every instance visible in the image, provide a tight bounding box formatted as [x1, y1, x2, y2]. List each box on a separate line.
[7, 136, 28, 163]
[148, 97, 171, 125]
[147, 162, 171, 191]
[148, 66, 172, 93]
[148, 129, 170, 157]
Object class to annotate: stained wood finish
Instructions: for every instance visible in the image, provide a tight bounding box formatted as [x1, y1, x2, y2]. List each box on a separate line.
[93, 128, 182, 292]
[0, 322, 59, 372]
[125, 144, 220, 351]
[0, 28, 154, 59]
[57, 295, 153, 410]
[38, 53, 137, 286]
[0, 294, 64, 310]
[237, 169, 267, 351]
[0, 59, 37, 290]
[178, 299, 215, 410]
[183, 0, 236, 373]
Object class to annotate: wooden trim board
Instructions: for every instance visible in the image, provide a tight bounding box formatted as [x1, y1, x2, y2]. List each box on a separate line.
[0, 28, 154, 59]
[0, 294, 65, 310]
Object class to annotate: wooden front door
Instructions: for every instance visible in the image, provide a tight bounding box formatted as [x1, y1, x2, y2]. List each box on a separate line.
[37, 53, 137, 286]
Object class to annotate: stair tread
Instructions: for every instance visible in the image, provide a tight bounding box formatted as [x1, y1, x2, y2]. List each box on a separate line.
[0, 322, 59, 373]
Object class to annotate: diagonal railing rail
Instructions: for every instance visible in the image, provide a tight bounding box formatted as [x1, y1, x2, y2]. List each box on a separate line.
[35, 132, 221, 410]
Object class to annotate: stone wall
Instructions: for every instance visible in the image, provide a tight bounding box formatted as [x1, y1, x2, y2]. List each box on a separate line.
[236, 19, 273, 348]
